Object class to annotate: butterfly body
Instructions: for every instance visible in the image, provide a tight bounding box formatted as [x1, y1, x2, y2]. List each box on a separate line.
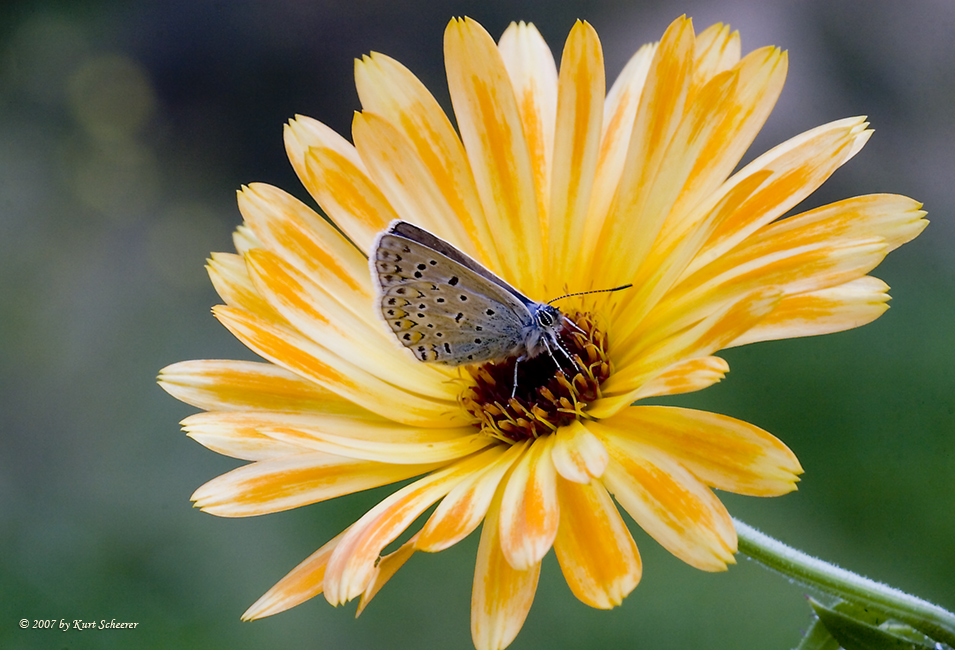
[371, 220, 567, 367]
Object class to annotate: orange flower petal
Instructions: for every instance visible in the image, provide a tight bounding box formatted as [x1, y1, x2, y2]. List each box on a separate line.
[206, 252, 282, 321]
[471, 485, 541, 650]
[729, 275, 892, 346]
[599, 406, 802, 496]
[285, 114, 365, 186]
[664, 46, 786, 239]
[746, 193, 927, 255]
[554, 477, 641, 609]
[687, 116, 872, 274]
[591, 16, 695, 288]
[445, 17, 544, 295]
[262, 425, 490, 465]
[692, 23, 740, 86]
[648, 237, 888, 347]
[352, 111, 488, 261]
[599, 437, 737, 571]
[596, 287, 780, 416]
[283, 115, 387, 253]
[546, 21, 605, 284]
[324, 449, 501, 605]
[157, 359, 349, 414]
[243, 529, 349, 620]
[498, 435, 559, 570]
[630, 356, 729, 400]
[302, 144, 399, 254]
[191, 452, 439, 517]
[182, 409, 477, 463]
[231, 224, 263, 255]
[572, 41, 655, 279]
[417, 443, 523, 553]
[354, 53, 499, 267]
[498, 21, 558, 240]
[356, 533, 419, 616]
[244, 248, 457, 398]
[213, 305, 464, 427]
[551, 419, 609, 484]
[237, 184, 377, 326]
[179, 410, 361, 461]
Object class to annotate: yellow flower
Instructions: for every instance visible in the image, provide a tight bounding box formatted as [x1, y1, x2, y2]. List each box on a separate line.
[158, 16, 926, 650]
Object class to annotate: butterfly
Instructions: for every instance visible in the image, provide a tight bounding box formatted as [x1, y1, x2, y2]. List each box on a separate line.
[370, 220, 630, 396]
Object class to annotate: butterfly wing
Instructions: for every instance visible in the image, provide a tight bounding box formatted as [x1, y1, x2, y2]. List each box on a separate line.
[387, 221, 536, 307]
[372, 221, 534, 365]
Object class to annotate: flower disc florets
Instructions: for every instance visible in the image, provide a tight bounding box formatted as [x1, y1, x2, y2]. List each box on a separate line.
[462, 312, 611, 442]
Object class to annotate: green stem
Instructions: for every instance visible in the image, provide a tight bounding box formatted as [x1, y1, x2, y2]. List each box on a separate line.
[733, 518, 955, 648]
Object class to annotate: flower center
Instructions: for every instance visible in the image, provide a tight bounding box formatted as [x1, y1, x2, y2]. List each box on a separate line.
[461, 312, 611, 443]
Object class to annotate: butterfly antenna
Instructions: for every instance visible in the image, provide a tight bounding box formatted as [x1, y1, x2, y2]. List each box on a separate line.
[547, 284, 633, 305]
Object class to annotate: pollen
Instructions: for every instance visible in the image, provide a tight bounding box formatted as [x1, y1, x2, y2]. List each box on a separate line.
[461, 312, 612, 443]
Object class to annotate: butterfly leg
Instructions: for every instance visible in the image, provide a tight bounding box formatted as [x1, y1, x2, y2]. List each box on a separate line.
[510, 355, 526, 400]
[563, 316, 586, 335]
[545, 335, 581, 375]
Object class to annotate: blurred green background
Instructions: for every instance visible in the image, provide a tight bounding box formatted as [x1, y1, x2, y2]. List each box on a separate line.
[1, 0, 952, 648]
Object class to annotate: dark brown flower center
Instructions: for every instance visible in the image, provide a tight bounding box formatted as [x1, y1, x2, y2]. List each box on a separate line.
[461, 312, 611, 443]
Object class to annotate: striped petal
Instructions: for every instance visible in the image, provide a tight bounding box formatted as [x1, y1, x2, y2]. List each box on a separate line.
[686, 117, 872, 275]
[323, 449, 500, 605]
[157, 359, 350, 413]
[551, 419, 609, 484]
[498, 21, 558, 239]
[261, 425, 490, 465]
[596, 67, 741, 290]
[629, 47, 787, 308]
[244, 248, 457, 398]
[692, 23, 740, 86]
[445, 17, 544, 296]
[352, 111, 486, 260]
[285, 114, 365, 187]
[644, 237, 888, 349]
[573, 42, 655, 279]
[554, 477, 641, 609]
[354, 52, 498, 267]
[591, 16, 694, 288]
[180, 411, 348, 461]
[237, 184, 377, 326]
[302, 144, 399, 255]
[630, 356, 729, 400]
[498, 435, 559, 570]
[599, 406, 802, 496]
[678, 194, 924, 349]
[192, 452, 439, 517]
[243, 529, 348, 620]
[471, 485, 541, 650]
[599, 437, 737, 571]
[283, 116, 388, 253]
[610, 169, 772, 346]
[213, 306, 463, 427]
[181, 410, 475, 462]
[595, 287, 780, 416]
[232, 224, 263, 255]
[729, 275, 892, 346]
[546, 21, 604, 284]
[744, 193, 927, 255]
[356, 534, 418, 616]
[417, 442, 523, 553]
[206, 252, 282, 321]
[662, 45, 786, 237]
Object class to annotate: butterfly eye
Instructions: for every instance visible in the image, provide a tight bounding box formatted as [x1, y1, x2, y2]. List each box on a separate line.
[536, 306, 559, 328]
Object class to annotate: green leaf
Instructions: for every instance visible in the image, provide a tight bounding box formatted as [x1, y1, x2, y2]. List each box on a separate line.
[795, 614, 841, 650]
[809, 598, 938, 650]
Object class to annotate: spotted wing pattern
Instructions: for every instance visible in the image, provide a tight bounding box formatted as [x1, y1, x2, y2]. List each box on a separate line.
[371, 221, 534, 365]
